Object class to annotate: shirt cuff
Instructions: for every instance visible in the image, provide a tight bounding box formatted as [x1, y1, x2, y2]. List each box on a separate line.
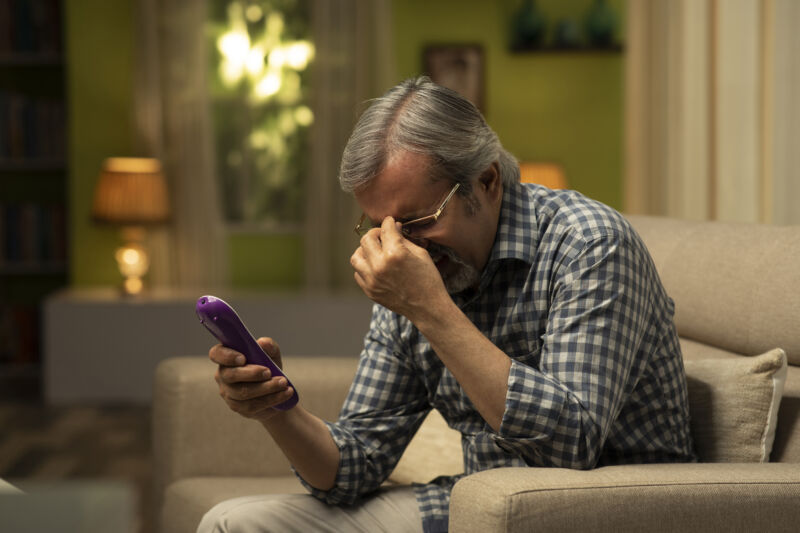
[293, 421, 364, 506]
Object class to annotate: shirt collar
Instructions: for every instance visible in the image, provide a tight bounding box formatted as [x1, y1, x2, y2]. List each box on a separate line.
[486, 180, 539, 266]
[454, 181, 539, 306]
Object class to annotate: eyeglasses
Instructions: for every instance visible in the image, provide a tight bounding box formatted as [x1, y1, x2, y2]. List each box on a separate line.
[354, 182, 461, 238]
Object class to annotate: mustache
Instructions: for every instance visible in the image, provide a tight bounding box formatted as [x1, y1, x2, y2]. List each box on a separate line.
[425, 241, 480, 294]
[426, 242, 460, 263]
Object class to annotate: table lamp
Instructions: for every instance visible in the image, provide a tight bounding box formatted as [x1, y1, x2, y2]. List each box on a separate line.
[519, 162, 568, 189]
[91, 157, 170, 295]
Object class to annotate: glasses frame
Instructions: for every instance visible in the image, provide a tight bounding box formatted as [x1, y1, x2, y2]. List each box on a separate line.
[354, 182, 461, 238]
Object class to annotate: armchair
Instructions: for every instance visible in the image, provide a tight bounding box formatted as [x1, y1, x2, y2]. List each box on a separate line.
[153, 215, 800, 532]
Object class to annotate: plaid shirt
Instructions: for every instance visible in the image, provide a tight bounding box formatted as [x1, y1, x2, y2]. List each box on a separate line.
[298, 182, 696, 533]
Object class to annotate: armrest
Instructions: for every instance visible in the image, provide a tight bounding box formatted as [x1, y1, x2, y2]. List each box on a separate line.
[450, 463, 800, 533]
[152, 355, 358, 496]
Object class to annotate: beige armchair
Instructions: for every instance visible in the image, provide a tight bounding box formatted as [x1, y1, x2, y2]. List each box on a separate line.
[154, 215, 800, 532]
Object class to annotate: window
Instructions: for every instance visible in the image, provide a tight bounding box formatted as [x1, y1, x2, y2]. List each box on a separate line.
[208, 0, 313, 227]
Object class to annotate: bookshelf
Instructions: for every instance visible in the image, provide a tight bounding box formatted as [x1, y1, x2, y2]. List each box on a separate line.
[0, 0, 67, 398]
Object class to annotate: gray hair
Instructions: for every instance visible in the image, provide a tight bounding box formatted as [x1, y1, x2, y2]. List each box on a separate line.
[338, 76, 519, 195]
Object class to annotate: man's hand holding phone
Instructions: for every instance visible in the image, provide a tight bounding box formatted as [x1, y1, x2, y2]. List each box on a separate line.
[210, 337, 296, 423]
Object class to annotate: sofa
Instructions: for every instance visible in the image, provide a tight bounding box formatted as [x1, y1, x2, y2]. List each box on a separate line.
[153, 215, 800, 532]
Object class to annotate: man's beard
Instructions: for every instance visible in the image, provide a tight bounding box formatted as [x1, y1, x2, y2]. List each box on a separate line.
[426, 242, 480, 294]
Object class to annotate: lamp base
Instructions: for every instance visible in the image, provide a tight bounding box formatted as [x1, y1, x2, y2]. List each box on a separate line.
[121, 276, 145, 296]
[115, 227, 150, 296]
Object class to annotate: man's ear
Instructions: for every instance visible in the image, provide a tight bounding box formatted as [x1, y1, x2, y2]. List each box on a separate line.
[478, 162, 503, 201]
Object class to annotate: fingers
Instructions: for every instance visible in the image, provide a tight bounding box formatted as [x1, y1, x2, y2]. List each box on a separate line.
[224, 386, 295, 417]
[358, 227, 383, 259]
[256, 336, 280, 357]
[209, 343, 245, 367]
[215, 363, 271, 386]
[222, 374, 290, 401]
[380, 216, 404, 247]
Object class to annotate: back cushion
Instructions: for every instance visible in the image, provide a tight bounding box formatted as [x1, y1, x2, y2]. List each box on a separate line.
[682, 345, 787, 462]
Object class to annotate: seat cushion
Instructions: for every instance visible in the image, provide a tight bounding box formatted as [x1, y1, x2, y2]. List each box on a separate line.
[161, 476, 305, 533]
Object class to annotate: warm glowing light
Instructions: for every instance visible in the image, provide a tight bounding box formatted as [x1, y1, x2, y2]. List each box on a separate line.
[124, 277, 144, 295]
[218, 29, 250, 86]
[276, 70, 300, 104]
[268, 47, 286, 68]
[279, 111, 297, 135]
[246, 45, 265, 76]
[218, 30, 250, 62]
[220, 60, 243, 86]
[254, 72, 282, 98]
[115, 240, 150, 295]
[122, 248, 141, 265]
[245, 4, 263, 22]
[249, 130, 270, 149]
[294, 106, 313, 126]
[285, 41, 314, 70]
[266, 12, 284, 37]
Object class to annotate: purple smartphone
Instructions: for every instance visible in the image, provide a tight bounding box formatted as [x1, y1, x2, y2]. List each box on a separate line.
[196, 295, 299, 410]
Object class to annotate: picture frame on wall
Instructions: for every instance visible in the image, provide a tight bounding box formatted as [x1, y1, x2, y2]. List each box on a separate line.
[423, 44, 485, 111]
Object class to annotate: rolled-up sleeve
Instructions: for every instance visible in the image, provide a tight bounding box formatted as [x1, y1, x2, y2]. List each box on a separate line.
[493, 230, 652, 469]
[297, 305, 430, 504]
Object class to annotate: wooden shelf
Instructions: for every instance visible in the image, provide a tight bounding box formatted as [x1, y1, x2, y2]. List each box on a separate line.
[511, 45, 624, 54]
[0, 54, 63, 67]
[0, 160, 66, 172]
[0, 363, 39, 379]
[0, 263, 68, 276]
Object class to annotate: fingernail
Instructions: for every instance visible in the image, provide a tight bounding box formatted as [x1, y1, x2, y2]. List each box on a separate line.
[263, 370, 271, 379]
[235, 355, 245, 365]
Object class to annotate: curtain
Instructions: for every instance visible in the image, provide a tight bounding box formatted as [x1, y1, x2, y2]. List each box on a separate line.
[134, 0, 395, 290]
[625, 0, 800, 225]
[304, 0, 395, 289]
[134, 0, 229, 288]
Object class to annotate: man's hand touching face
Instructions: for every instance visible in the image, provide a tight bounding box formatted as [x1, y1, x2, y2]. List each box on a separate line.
[350, 216, 448, 319]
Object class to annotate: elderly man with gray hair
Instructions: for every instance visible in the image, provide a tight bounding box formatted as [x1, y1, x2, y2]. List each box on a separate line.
[199, 77, 695, 533]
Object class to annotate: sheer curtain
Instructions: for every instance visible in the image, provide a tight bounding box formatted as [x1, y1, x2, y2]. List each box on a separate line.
[134, 0, 229, 289]
[625, 0, 800, 224]
[134, 0, 395, 290]
[304, 0, 395, 289]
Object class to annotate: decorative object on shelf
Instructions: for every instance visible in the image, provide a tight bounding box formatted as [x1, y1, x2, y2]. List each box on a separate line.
[584, 0, 618, 48]
[510, 0, 548, 51]
[553, 18, 581, 50]
[423, 44, 485, 111]
[91, 157, 170, 295]
[508, 0, 622, 52]
[519, 162, 568, 190]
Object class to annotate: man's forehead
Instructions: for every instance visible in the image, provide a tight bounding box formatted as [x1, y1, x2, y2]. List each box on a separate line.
[354, 152, 445, 222]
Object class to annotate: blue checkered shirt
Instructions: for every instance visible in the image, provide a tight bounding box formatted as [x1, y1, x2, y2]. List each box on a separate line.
[298, 182, 696, 533]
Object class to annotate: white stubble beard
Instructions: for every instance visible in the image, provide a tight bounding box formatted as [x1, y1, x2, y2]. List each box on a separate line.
[427, 242, 481, 294]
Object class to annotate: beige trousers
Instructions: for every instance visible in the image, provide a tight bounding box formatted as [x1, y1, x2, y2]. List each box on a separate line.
[196, 485, 423, 533]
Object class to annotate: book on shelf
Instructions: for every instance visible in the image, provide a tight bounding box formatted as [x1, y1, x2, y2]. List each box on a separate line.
[0, 90, 65, 163]
[0, 0, 62, 58]
[0, 202, 66, 270]
[0, 304, 38, 364]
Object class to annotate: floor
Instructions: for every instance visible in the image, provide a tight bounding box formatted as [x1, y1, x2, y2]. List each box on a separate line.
[0, 397, 154, 533]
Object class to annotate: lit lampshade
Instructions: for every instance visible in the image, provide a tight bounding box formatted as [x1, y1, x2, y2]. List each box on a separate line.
[92, 157, 170, 295]
[92, 157, 169, 224]
[518, 162, 568, 190]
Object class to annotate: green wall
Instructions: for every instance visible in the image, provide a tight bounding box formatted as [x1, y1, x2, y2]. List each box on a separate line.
[65, 1, 303, 289]
[66, 0, 136, 286]
[66, 0, 625, 288]
[393, 0, 625, 209]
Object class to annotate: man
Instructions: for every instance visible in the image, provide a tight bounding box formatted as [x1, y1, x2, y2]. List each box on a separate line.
[199, 77, 695, 533]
